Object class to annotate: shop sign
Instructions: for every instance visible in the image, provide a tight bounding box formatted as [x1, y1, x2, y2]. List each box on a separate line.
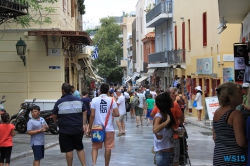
[223, 68, 234, 83]
[234, 44, 247, 84]
[223, 54, 234, 61]
[205, 97, 219, 121]
[48, 48, 61, 56]
[196, 58, 213, 74]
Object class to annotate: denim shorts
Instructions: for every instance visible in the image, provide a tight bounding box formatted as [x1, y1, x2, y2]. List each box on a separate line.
[155, 151, 174, 166]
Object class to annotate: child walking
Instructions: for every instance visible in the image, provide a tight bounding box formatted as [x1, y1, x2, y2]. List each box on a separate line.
[0, 112, 15, 166]
[27, 106, 48, 166]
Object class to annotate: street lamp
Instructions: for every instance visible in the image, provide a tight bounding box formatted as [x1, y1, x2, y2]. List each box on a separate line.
[15, 38, 27, 66]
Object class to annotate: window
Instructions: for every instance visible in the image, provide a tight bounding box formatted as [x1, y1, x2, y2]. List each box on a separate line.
[188, 19, 191, 50]
[163, 33, 166, 51]
[174, 25, 177, 50]
[182, 22, 185, 50]
[71, 0, 74, 17]
[203, 12, 207, 46]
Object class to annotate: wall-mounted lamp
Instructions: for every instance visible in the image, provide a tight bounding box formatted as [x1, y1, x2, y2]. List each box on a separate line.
[173, 21, 176, 24]
[180, 17, 184, 21]
[16, 38, 27, 66]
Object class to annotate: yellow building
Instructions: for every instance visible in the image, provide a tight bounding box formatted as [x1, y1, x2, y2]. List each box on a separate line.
[0, 1, 97, 115]
[145, 0, 242, 118]
[173, 0, 242, 118]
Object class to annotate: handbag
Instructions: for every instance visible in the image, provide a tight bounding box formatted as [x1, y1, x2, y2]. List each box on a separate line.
[92, 99, 113, 143]
[193, 101, 197, 107]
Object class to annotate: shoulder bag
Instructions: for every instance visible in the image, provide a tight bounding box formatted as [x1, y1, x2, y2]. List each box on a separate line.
[92, 99, 114, 142]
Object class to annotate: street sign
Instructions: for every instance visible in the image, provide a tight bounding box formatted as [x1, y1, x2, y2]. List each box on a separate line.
[205, 96, 219, 121]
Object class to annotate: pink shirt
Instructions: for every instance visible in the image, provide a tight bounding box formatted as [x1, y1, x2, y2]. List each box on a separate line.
[0, 124, 15, 147]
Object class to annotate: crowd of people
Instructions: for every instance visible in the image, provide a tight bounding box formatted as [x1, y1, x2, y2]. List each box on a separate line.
[2, 81, 250, 165]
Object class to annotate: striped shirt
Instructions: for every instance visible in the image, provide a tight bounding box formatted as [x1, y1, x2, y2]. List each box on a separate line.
[52, 94, 87, 134]
[213, 109, 247, 165]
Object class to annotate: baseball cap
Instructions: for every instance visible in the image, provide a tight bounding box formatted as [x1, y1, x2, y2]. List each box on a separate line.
[109, 89, 114, 93]
[116, 89, 122, 93]
[242, 83, 250, 88]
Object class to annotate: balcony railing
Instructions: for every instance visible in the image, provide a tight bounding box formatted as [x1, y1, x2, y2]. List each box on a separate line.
[168, 49, 186, 65]
[146, 0, 172, 23]
[148, 51, 169, 63]
[0, 0, 29, 25]
[148, 49, 185, 65]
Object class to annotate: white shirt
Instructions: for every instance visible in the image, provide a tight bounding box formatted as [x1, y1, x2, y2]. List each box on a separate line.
[117, 95, 126, 115]
[154, 113, 174, 152]
[150, 91, 157, 99]
[136, 92, 146, 108]
[194, 92, 203, 110]
[91, 94, 117, 132]
[123, 92, 130, 99]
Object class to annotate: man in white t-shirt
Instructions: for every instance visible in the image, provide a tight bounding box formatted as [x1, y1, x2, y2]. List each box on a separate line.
[116, 90, 126, 137]
[89, 83, 119, 166]
[135, 88, 146, 127]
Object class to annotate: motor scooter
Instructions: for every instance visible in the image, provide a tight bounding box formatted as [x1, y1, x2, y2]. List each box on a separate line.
[15, 98, 58, 134]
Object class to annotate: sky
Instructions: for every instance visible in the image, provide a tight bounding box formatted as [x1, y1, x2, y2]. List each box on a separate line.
[82, 0, 137, 30]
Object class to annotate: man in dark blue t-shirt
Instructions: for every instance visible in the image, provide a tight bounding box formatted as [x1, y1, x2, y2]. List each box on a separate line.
[81, 90, 92, 138]
[52, 83, 87, 166]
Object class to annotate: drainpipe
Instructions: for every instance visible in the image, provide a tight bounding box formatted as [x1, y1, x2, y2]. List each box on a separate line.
[69, 58, 72, 85]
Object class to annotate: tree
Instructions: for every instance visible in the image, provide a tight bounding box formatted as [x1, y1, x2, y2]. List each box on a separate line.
[92, 17, 123, 84]
[6, 0, 86, 28]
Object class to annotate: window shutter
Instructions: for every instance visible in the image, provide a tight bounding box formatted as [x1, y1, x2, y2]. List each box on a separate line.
[203, 12, 207, 46]
[175, 25, 177, 50]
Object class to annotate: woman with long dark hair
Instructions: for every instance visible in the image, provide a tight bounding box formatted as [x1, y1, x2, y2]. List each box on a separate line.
[153, 92, 176, 166]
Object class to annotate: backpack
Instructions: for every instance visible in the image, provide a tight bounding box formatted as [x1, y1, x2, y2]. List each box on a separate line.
[177, 95, 185, 109]
[125, 98, 131, 112]
[145, 91, 150, 99]
[131, 94, 140, 107]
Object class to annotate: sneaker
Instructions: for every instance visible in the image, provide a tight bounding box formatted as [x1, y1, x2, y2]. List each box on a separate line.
[136, 125, 139, 127]
[147, 122, 150, 126]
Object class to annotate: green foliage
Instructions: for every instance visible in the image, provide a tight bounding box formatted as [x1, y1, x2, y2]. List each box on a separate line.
[86, 28, 99, 36]
[92, 17, 123, 83]
[78, 0, 86, 15]
[7, 0, 58, 28]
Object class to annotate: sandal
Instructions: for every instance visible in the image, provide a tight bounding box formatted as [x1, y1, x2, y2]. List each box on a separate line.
[116, 133, 123, 137]
[122, 132, 126, 135]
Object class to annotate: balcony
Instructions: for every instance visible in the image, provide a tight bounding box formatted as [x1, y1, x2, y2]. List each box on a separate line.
[146, 0, 172, 28]
[0, 0, 29, 25]
[148, 51, 169, 63]
[148, 49, 186, 67]
[119, 60, 128, 68]
[168, 49, 186, 66]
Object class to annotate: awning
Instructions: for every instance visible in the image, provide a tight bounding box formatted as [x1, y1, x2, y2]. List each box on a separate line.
[136, 76, 148, 84]
[82, 58, 104, 82]
[132, 72, 140, 81]
[147, 68, 156, 76]
[125, 76, 132, 83]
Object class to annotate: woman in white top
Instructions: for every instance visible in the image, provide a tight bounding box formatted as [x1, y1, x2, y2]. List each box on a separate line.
[193, 86, 203, 121]
[153, 92, 175, 166]
[150, 87, 157, 99]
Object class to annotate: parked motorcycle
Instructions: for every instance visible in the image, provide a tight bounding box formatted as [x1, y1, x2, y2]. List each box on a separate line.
[10, 103, 26, 126]
[15, 98, 58, 135]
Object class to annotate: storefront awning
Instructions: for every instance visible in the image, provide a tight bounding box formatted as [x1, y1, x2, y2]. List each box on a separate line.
[132, 72, 140, 81]
[147, 68, 156, 76]
[125, 76, 132, 83]
[82, 58, 104, 82]
[136, 76, 148, 84]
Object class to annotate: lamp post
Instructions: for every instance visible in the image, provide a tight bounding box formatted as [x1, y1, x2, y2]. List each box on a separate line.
[16, 38, 27, 66]
[83, 66, 87, 90]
